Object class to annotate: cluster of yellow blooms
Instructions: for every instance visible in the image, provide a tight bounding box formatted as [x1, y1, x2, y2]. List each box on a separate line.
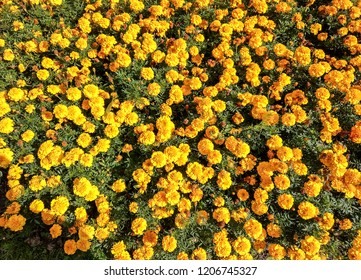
[1, 0, 361, 260]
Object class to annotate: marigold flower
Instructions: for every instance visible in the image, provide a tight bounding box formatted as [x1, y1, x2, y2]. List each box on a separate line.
[212, 207, 231, 224]
[162, 235, 177, 252]
[36, 69, 50, 81]
[140, 67, 154, 80]
[232, 237, 251, 256]
[197, 138, 214, 155]
[0, 117, 14, 134]
[7, 87, 24, 102]
[150, 151, 167, 168]
[3, 49, 15, 61]
[243, 219, 263, 239]
[308, 63, 326, 77]
[294, 46, 311, 65]
[281, 113, 296, 126]
[267, 223, 282, 238]
[298, 201, 319, 220]
[350, 121, 361, 143]
[4, 214, 25, 232]
[274, 174, 291, 190]
[277, 146, 293, 161]
[50, 224, 62, 238]
[78, 225, 95, 240]
[266, 135, 283, 150]
[50, 196, 69, 216]
[216, 170, 232, 190]
[73, 177, 92, 197]
[74, 207, 88, 224]
[268, 243, 286, 260]
[303, 175, 323, 197]
[29, 199, 44, 214]
[29, 175, 47, 192]
[301, 235, 321, 256]
[339, 218, 353, 230]
[277, 193, 294, 210]
[64, 239, 77, 255]
[191, 248, 207, 260]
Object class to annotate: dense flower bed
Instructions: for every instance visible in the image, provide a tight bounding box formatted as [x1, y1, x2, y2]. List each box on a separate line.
[1, 0, 361, 260]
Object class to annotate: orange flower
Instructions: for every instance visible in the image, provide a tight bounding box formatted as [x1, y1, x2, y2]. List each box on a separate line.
[64, 239, 77, 255]
[298, 201, 319, 220]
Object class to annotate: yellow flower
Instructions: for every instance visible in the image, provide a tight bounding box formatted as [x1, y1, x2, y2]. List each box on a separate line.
[29, 175, 47, 192]
[138, 130, 155, 145]
[21, 130, 35, 142]
[217, 170, 232, 190]
[266, 135, 283, 150]
[213, 230, 232, 257]
[129, 0, 144, 12]
[50, 196, 70, 216]
[36, 69, 50, 81]
[0, 117, 14, 134]
[77, 133, 92, 148]
[111, 179, 126, 193]
[131, 217, 147, 235]
[66, 87, 82, 101]
[29, 199, 44, 214]
[73, 177, 92, 197]
[3, 49, 15, 61]
[129, 202, 138, 213]
[268, 243, 286, 260]
[308, 63, 326, 78]
[78, 225, 95, 240]
[232, 237, 251, 256]
[140, 67, 154, 80]
[350, 121, 361, 143]
[207, 150, 222, 165]
[162, 235, 177, 252]
[7, 87, 24, 102]
[243, 219, 263, 239]
[277, 193, 294, 210]
[274, 174, 291, 190]
[276, 146, 293, 161]
[303, 175, 323, 197]
[147, 82, 161, 96]
[301, 236, 321, 256]
[75, 37, 88, 50]
[197, 138, 214, 155]
[49, 0, 62, 5]
[281, 113, 296, 126]
[104, 124, 119, 138]
[212, 207, 231, 224]
[46, 175, 61, 188]
[95, 228, 110, 241]
[74, 207, 88, 223]
[150, 151, 167, 168]
[251, 201, 268, 216]
[191, 248, 207, 260]
[298, 201, 319, 220]
[318, 212, 335, 231]
[111, 241, 131, 260]
[41, 57, 54, 69]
